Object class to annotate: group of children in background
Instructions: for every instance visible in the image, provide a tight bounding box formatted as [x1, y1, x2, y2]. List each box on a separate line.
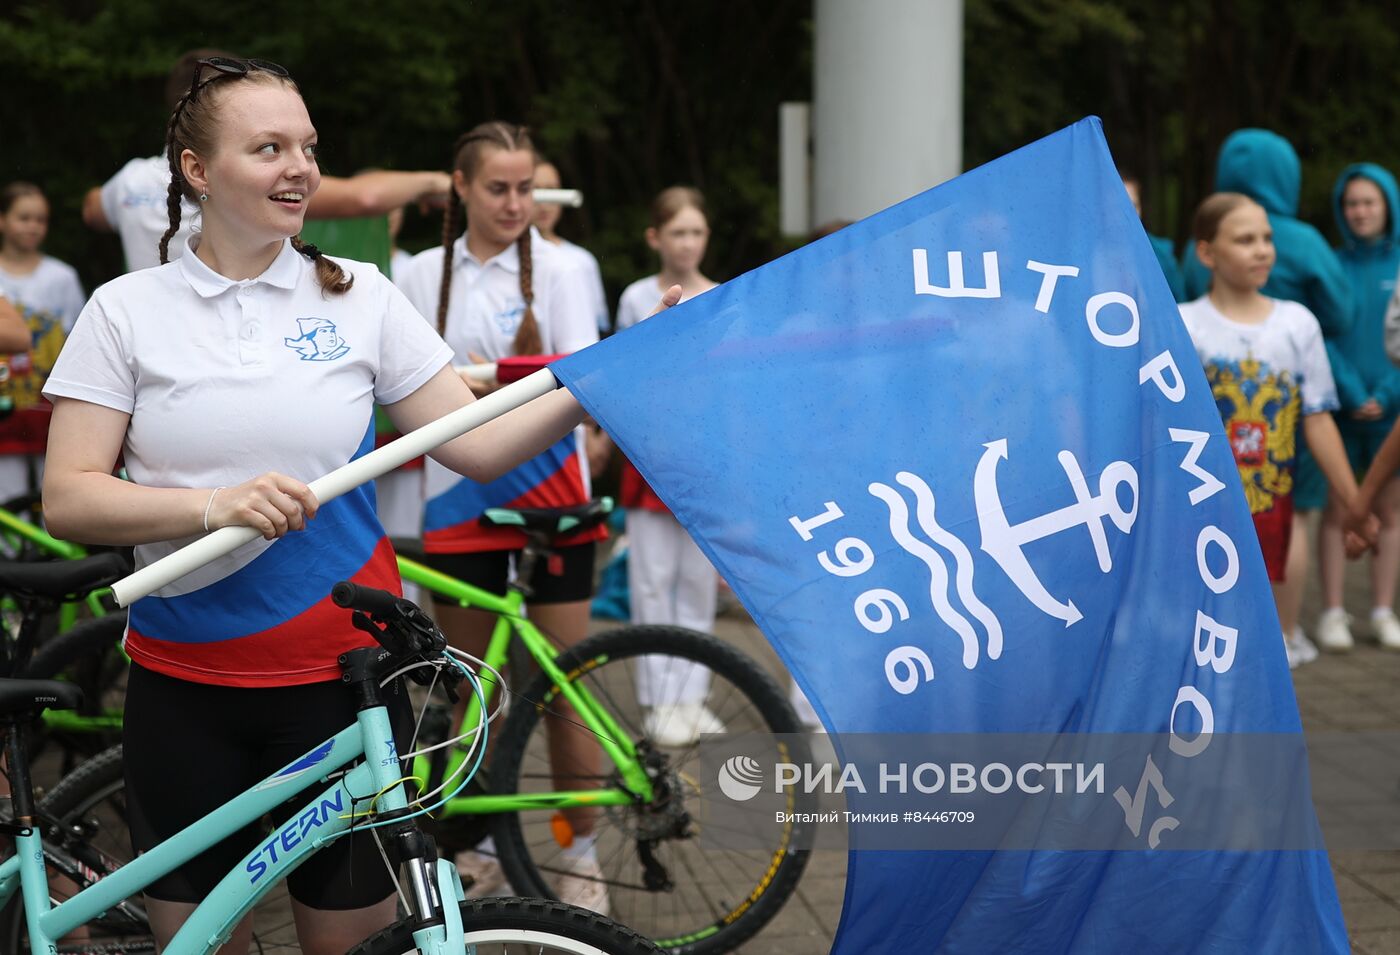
[1154, 129, 1400, 668]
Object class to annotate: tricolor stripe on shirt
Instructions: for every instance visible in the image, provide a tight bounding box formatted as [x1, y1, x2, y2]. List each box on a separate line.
[422, 432, 606, 553]
[126, 419, 399, 687]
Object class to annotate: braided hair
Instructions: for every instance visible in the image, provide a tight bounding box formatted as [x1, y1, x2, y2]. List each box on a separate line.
[437, 122, 541, 354]
[159, 59, 352, 296]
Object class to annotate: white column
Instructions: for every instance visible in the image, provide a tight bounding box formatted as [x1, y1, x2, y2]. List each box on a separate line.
[813, 0, 964, 225]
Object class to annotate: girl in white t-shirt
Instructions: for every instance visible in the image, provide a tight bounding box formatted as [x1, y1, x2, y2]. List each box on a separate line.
[0, 182, 86, 499]
[40, 58, 605, 955]
[1179, 192, 1373, 668]
[614, 188, 727, 741]
[0, 182, 86, 333]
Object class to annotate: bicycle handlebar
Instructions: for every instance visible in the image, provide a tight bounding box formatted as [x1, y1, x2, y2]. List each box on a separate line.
[109, 368, 561, 607]
[331, 580, 403, 618]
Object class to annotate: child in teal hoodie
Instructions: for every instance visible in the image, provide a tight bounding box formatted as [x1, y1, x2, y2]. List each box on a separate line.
[1316, 163, 1400, 652]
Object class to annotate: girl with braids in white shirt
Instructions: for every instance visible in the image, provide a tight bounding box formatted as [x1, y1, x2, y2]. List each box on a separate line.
[41, 58, 644, 954]
[397, 122, 613, 914]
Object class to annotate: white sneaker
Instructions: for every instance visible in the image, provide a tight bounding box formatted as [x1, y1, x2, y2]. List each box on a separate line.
[455, 849, 514, 899]
[1288, 627, 1319, 664]
[1284, 636, 1302, 670]
[1373, 609, 1400, 649]
[1316, 608, 1354, 652]
[555, 852, 610, 916]
[644, 702, 725, 747]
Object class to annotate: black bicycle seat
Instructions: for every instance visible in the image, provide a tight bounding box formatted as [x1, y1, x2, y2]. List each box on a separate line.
[479, 498, 614, 537]
[0, 551, 131, 602]
[0, 678, 82, 717]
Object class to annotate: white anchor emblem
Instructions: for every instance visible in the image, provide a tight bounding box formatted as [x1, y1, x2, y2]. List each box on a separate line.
[974, 440, 1138, 627]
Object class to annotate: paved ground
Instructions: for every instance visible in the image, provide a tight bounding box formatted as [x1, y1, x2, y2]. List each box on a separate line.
[711, 525, 1400, 954]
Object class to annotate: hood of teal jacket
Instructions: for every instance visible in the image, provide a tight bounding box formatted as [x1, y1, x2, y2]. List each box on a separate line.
[1215, 129, 1299, 217]
[1332, 162, 1400, 251]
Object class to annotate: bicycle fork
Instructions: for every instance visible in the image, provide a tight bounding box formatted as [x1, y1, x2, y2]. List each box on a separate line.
[377, 821, 471, 954]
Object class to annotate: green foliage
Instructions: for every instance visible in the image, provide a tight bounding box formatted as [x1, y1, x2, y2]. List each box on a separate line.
[0, 0, 808, 303]
[965, 0, 1400, 251]
[3, 0, 1397, 305]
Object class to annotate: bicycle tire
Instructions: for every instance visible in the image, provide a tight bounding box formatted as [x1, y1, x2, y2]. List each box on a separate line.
[347, 896, 662, 955]
[490, 625, 814, 955]
[2, 745, 154, 953]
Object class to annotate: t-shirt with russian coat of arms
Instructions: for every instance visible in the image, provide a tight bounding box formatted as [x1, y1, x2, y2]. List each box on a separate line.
[1178, 295, 1338, 577]
[42, 236, 454, 688]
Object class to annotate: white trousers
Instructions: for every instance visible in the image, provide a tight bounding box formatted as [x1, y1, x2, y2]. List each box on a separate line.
[627, 508, 718, 706]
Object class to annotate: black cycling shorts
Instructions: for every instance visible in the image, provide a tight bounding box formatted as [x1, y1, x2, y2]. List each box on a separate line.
[420, 541, 596, 607]
[123, 663, 414, 909]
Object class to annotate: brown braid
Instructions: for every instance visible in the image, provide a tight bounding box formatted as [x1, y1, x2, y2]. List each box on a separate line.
[510, 227, 542, 355]
[158, 95, 193, 264]
[291, 235, 353, 296]
[435, 160, 465, 335]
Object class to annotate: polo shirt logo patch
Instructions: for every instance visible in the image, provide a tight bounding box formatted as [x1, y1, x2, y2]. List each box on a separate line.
[492, 304, 524, 335]
[284, 318, 350, 361]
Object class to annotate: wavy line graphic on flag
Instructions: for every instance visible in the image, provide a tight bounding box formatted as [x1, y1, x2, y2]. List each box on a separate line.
[868, 473, 1003, 669]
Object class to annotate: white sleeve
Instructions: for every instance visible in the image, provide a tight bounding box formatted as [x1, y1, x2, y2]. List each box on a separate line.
[99, 163, 130, 229]
[614, 281, 645, 331]
[1295, 308, 1339, 415]
[396, 249, 441, 328]
[373, 272, 455, 405]
[581, 250, 610, 332]
[42, 291, 136, 413]
[540, 258, 600, 354]
[58, 265, 87, 333]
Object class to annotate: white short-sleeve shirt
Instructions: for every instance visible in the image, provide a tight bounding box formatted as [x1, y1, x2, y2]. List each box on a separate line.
[616, 274, 666, 332]
[396, 229, 603, 553]
[99, 154, 201, 272]
[44, 237, 453, 686]
[0, 256, 86, 333]
[553, 238, 609, 333]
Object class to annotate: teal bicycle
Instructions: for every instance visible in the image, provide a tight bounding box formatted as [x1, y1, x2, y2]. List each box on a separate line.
[0, 581, 661, 954]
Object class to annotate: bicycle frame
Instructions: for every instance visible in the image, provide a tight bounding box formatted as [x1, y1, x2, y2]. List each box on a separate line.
[0, 701, 468, 955]
[397, 556, 655, 813]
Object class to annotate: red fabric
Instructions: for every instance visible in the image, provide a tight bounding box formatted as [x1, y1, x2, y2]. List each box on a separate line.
[495, 354, 565, 384]
[620, 460, 669, 514]
[0, 404, 51, 456]
[1250, 492, 1293, 583]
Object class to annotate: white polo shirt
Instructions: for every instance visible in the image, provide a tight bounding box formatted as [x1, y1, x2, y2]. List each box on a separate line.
[99, 153, 201, 272]
[398, 231, 604, 553]
[44, 236, 454, 687]
[552, 238, 609, 332]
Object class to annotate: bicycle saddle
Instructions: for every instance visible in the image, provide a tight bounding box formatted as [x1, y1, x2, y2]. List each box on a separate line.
[0, 678, 82, 717]
[0, 551, 131, 601]
[479, 498, 614, 536]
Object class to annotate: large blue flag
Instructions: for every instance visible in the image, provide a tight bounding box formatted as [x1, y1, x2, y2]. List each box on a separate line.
[553, 118, 1346, 953]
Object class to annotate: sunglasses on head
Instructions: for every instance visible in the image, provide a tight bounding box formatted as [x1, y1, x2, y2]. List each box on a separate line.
[189, 56, 290, 95]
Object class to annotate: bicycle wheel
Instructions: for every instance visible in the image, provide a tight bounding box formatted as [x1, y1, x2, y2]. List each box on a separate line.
[1, 747, 154, 953]
[348, 896, 661, 955]
[490, 625, 814, 955]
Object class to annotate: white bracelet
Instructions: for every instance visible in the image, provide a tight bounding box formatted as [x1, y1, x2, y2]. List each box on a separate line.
[203, 487, 226, 533]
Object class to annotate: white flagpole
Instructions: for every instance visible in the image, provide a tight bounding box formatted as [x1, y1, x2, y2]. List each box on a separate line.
[110, 368, 560, 607]
[532, 188, 583, 208]
[456, 362, 497, 380]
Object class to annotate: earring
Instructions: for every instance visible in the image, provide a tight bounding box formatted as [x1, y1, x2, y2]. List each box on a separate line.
[199, 193, 208, 202]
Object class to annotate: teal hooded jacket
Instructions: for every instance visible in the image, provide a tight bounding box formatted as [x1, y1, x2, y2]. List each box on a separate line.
[1181, 128, 1352, 338]
[1329, 162, 1400, 416]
